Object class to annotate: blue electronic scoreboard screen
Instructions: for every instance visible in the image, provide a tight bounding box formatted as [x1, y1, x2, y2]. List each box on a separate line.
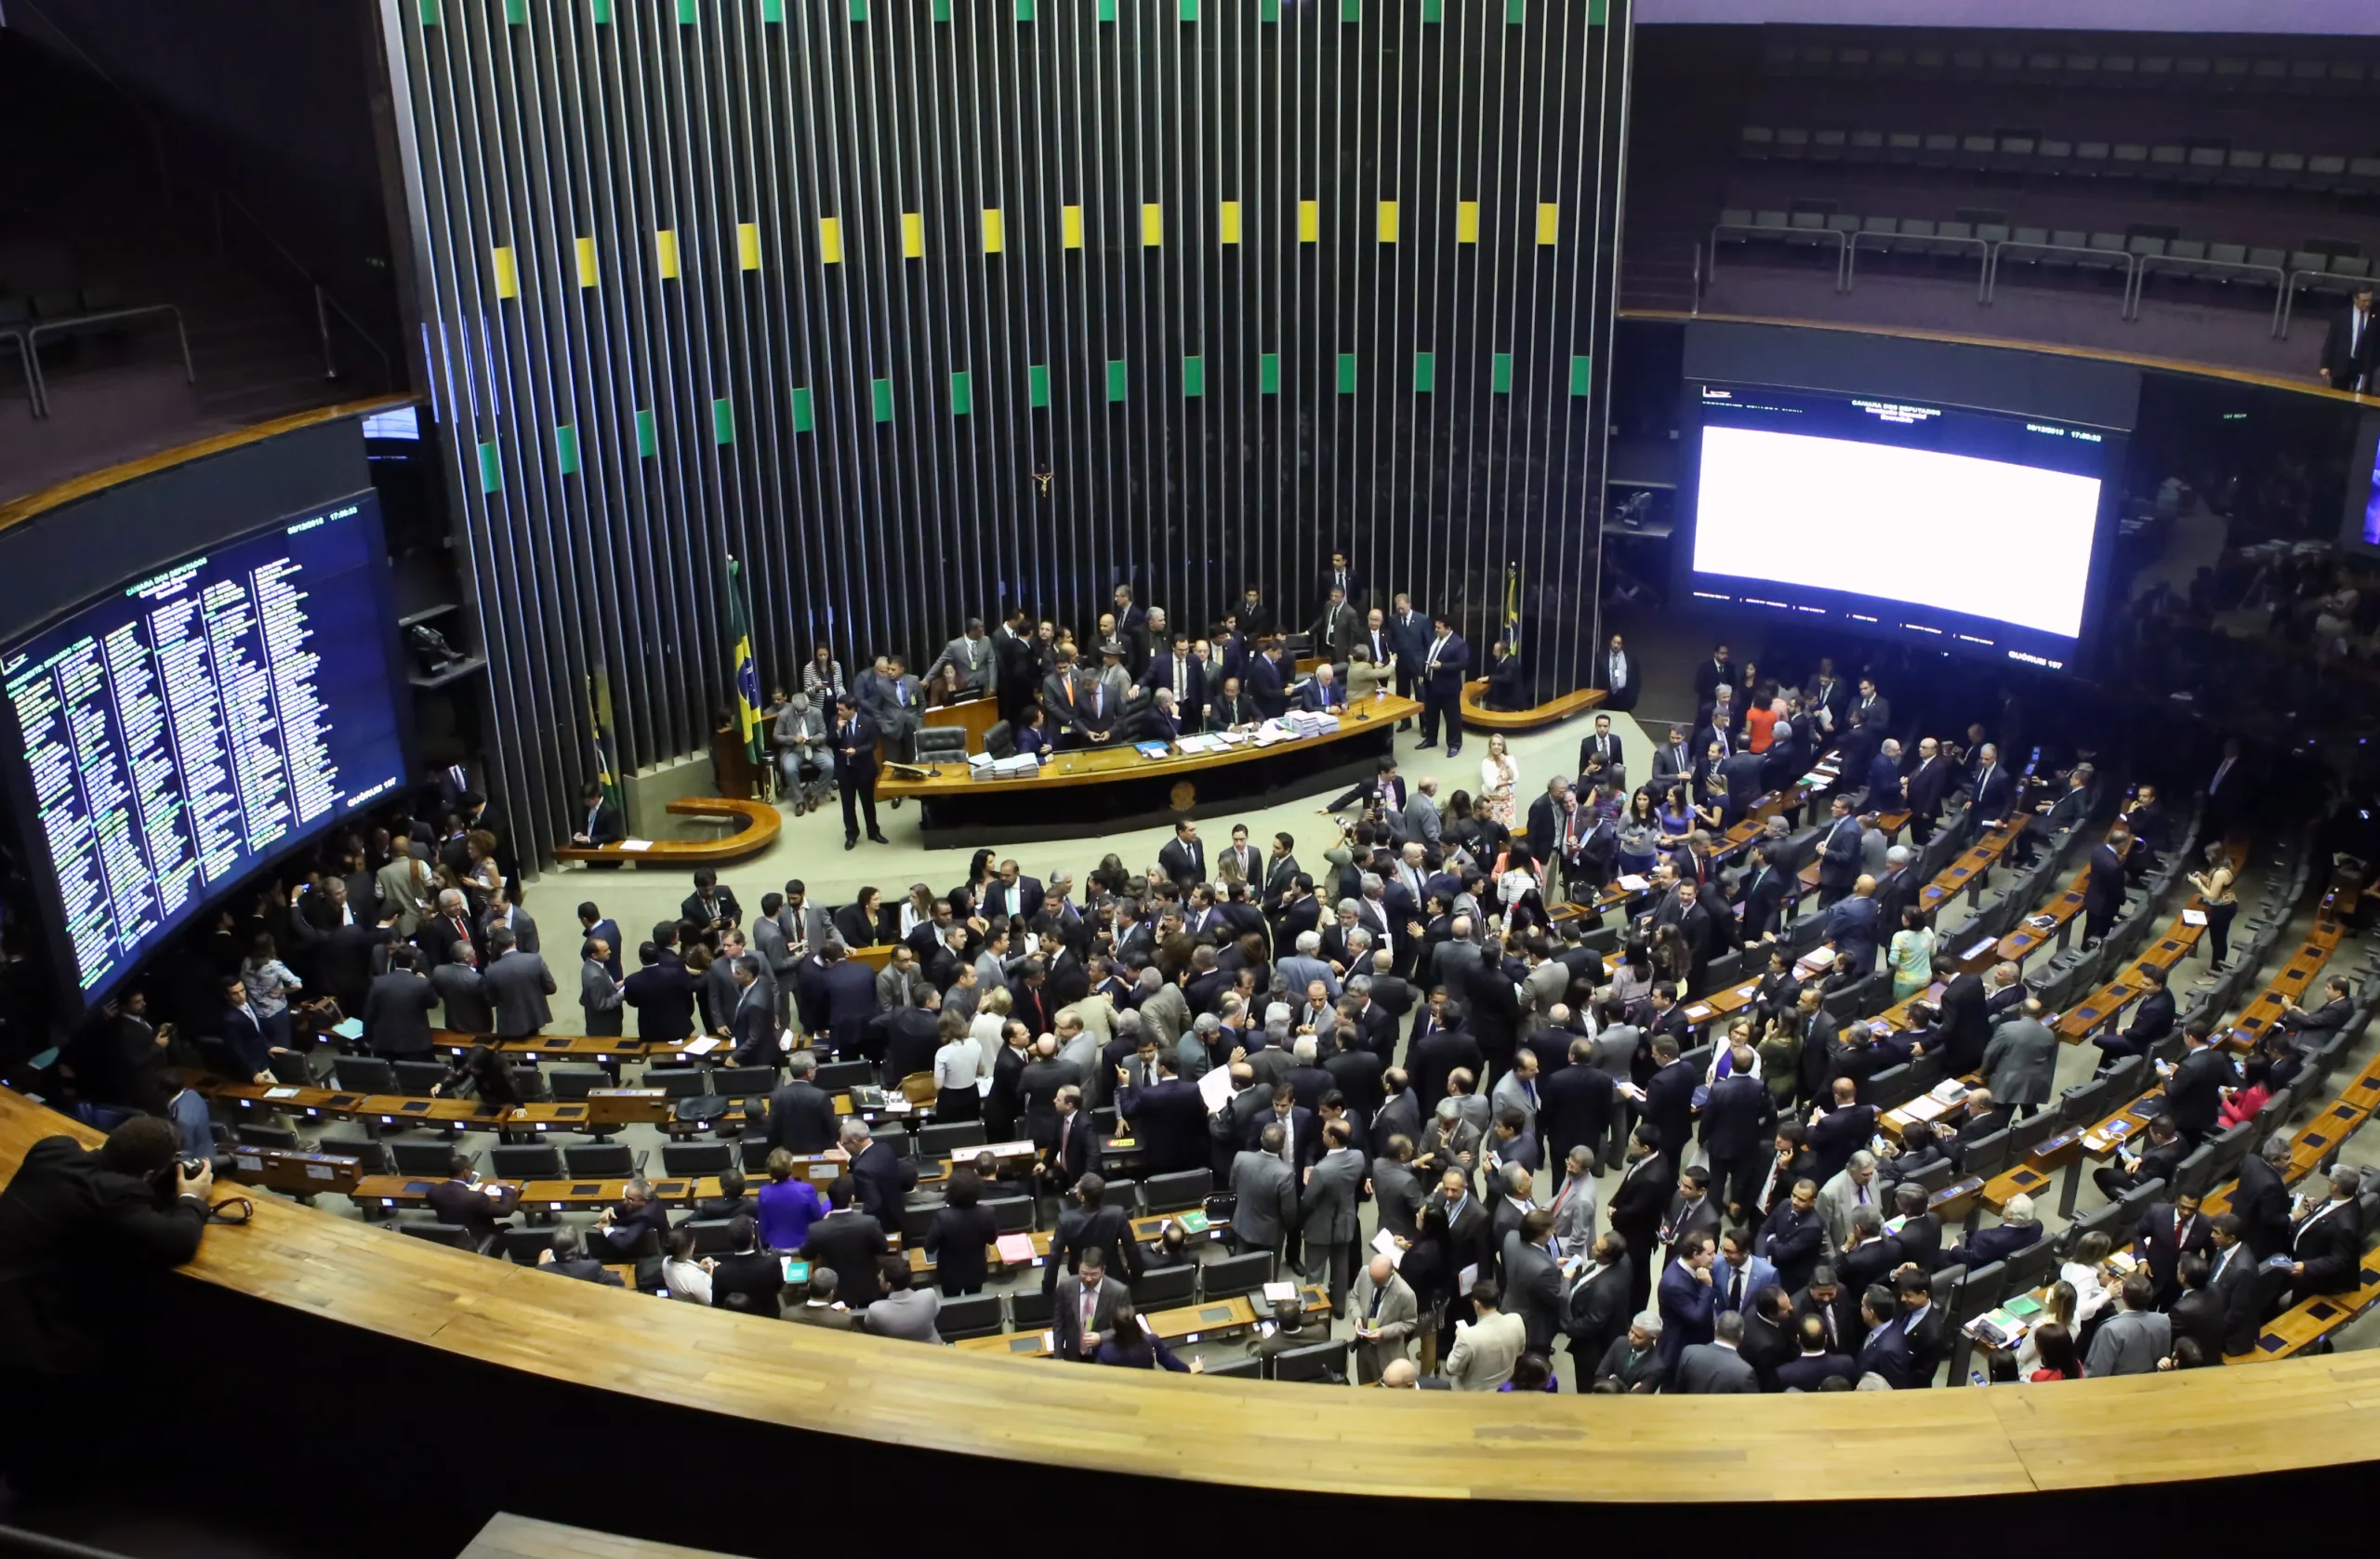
[0, 493, 407, 1012]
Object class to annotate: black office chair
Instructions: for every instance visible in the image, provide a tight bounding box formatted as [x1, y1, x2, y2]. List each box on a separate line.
[740, 1138, 779, 1172]
[1198, 1250, 1275, 1298]
[548, 1069, 610, 1102]
[1268, 1338, 1349, 1383]
[984, 1196, 1036, 1234]
[681, 1218, 741, 1256]
[643, 1067, 710, 1099]
[1143, 1169, 1212, 1213]
[490, 1143, 563, 1181]
[600, 1226, 663, 1262]
[913, 726, 969, 765]
[1099, 1178, 1143, 1213]
[983, 720, 1017, 760]
[391, 1140, 467, 1177]
[712, 1065, 776, 1098]
[334, 1056, 398, 1094]
[900, 1202, 945, 1244]
[234, 1121, 299, 1150]
[398, 1220, 491, 1254]
[938, 1292, 1005, 1341]
[1200, 1354, 1262, 1379]
[508, 1064, 549, 1103]
[871, 1128, 912, 1161]
[814, 1059, 873, 1091]
[316, 1137, 391, 1177]
[662, 1141, 734, 1176]
[390, 1059, 450, 1097]
[497, 1227, 553, 1264]
[565, 1143, 640, 1178]
[919, 1121, 988, 1159]
[1132, 1265, 1197, 1307]
[1010, 1288, 1053, 1328]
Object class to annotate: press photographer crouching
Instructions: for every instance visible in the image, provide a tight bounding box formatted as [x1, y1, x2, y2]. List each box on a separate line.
[0, 1116, 218, 1495]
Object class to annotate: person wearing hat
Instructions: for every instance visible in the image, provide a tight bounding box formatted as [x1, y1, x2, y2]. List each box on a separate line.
[1095, 639, 1132, 704]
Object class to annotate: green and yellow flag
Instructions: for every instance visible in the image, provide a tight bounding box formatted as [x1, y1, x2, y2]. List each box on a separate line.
[726, 557, 766, 765]
[588, 669, 626, 815]
[1502, 562, 1523, 657]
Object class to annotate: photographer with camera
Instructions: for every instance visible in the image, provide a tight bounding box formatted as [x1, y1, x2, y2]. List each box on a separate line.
[0, 1116, 217, 1490]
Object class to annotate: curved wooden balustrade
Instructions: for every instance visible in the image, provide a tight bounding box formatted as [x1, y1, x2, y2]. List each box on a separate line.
[5, 1085, 2379, 1506]
[1458, 679, 1606, 733]
[553, 797, 781, 865]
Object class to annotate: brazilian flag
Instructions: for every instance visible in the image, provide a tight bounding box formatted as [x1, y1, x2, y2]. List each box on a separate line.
[1502, 562, 1523, 657]
[726, 557, 766, 765]
[588, 669, 626, 814]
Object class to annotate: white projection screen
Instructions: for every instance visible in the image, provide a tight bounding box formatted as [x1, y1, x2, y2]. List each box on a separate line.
[1692, 425, 2101, 640]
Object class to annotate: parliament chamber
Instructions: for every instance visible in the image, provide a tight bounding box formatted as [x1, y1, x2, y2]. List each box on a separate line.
[6, 0, 2380, 1554]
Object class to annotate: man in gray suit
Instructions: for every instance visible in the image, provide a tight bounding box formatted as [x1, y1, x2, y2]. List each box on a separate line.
[1349, 1254, 1418, 1383]
[1229, 1127, 1298, 1264]
[481, 926, 556, 1038]
[1403, 778, 1443, 849]
[1051, 1246, 1131, 1360]
[868, 654, 924, 760]
[430, 942, 493, 1033]
[1489, 1047, 1543, 1139]
[1980, 998, 2060, 1116]
[579, 939, 624, 1037]
[875, 945, 929, 1011]
[1301, 1118, 1366, 1314]
[2083, 1274, 2172, 1377]
[1370, 1135, 1427, 1242]
[926, 618, 996, 697]
[1501, 1207, 1566, 1354]
[750, 892, 801, 1026]
[1672, 1309, 1761, 1393]
[482, 890, 538, 958]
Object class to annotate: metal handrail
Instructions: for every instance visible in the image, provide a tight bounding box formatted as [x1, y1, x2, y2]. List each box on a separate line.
[1984, 241, 2138, 312]
[2130, 253, 2288, 332]
[1846, 230, 1991, 301]
[213, 191, 394, 388]
[1709, 221, 1849, 292]
[0, 328, 36, 416]
[2276, 267, 2372, 341]
[25, 305, 193, 419]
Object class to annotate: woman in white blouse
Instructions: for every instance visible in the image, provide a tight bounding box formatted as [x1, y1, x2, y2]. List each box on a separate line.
[2058, 1232, 2116, 1328]
[1478, 733, 1519, 830]
[933, 1011, 985, 1121]
[969, 987, 1011, 1080]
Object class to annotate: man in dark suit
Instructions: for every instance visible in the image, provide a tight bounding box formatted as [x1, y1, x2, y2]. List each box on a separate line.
[538, 1227, 624, 1286]
[815, 944, 880, 1058]
[1540, 1036, 1616, 1175]
[830, 696, 889, 850]
[2082, 823, 2131, 948]
[619, 942, 698, 1042]
[1657, 1231, 1720, 1367]
[2136, 1192, 2215, 1308]
[1141, 631, 1207, 721]
[1969, 743, 2015, 826]
[764, 1052, 841, 1154]
[1936, 968, 1991, 1077]
[1597, 633, 1637, 712]
[2093, 1114, 2188, 1202]
[1691, 644, 1732, 705]
[2279, 975, 2355, 1046]
[1903, 737, 1952, 844]
[1247, 641, 1289, 720]
[1941, 1191, 2045, 1272]
[2093, 965, 2176, 1069]
[2233, 1135, 2296, 1261]
[1116, 1055, 1211, 1174]
[1606, 1130, 1673, 1319]
[1157, 820, 1206, 892]
[1416, 612, 1470, 758]
[2290, 1167, 2366, 1299]
[1575, 715, 1625, 797]
[844, 1120, 919, 1228]
[1310, 586, 1356, 667]
[1700, 1049, 1777, 1222]
[2204, 1214, 2263, 1356]
[2319, 283, 2377, 394]
[569, 780, 624, 848]
[1816, 798, 1862, 907]
[1638, 1035, 1697, 1162]
[1046, 1174, 1143, 1295]
[1774, 1312, 1856, 1393]
[800, 1180, 889, 1309]
[1561, 1235, 1634, 1388]
[1805, 1079, 1877, 1187]
[680, 869, 743, 947]
[424, 1152, 521, 1246]
[1757, 1176, 1828, 1295]
[2160, 1021, 2236, 1143]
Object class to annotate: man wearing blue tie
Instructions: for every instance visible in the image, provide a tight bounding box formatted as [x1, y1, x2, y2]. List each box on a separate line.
[1417, 612, 1470, 757]
[1301, 663, 1345, 713]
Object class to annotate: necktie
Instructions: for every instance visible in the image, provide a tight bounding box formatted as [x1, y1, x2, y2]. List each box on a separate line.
[1369, 1285, 1385, 1319]
[1081, 1286, 1096, 1337]
[1065, 680, 1076, 707]
[1728, 1267, 1744, 1310]
[1857, 1182, 1870, 1205]
[1060, 1116, 1072, 1158]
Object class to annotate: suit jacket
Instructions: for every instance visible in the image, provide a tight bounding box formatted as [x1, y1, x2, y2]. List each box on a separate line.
[1656, 1259, 1717, 1364]
[1501, 1233, 1566, 1352]
[980, 876, 1046, 925]
[482, 951, 556, 1037]
[1758, 1202, 1829, 1294]
[1050, 1272, 1132, 1360]
[2163, 1046, 2233, 1139]
[2084, 1308, 2172, 1377]
[848, 1140, 919, 1227]
[1445, 1309, 1527, 1390]
[1350, 1268, 1418, 1377]
[1418, 631, 1470, 694]
[1774, 1350, 1857, 1393]
[1302, 1146, 1366, 1245]
[1700, 1073, 1776, 1164]
[1594, 1336, 1669, 1393]
[2321, 300, 2378, 391]
[621, 961, 698, 1041]
[799, 1211, 889, 1306]
[1538, 1064, 1614, 1171]
[764, 1080, 840, 1155]
[2232, 1156, 2294, 1260]
[1229, 1151, 1299, 1248]
[361, 971, 439, 1057]
[2293, 1197, 2365, 1294]
[1971, 763, 2015, 825]
[1981, 1018, 2058, 1106]
[1673, 1342, 1760, 1394]
[1248, 654, 1289, 718]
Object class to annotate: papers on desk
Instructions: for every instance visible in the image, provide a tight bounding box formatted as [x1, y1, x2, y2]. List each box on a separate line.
[978, 754, 1038, 779]
[2183, 908, 2209, 927]
[263, 1087, 301, 1100]
[681, 1037, 723, 1057]
[1262, 1281, 1299, 1305]
[331, 1018, 364, 1041]
[1683, 1003, 1713, 1023]
[1371, 1228, 1406, 1267]
[2027, 915, 2056, 930]
[1736, 984, 1758, 999]
[1135, 742, 1172, 758]
[616, 839, 654, 852]
[1929, 1078, 1971, 1103]
[1615, 874, 1650, 892]
[1197, 1064, 1236, 1114]
[1285, 710, 1342, 737]
[995, 1234, 1037, 1263]
[1901, 1094, 1950, 1124]
[1173, 1210, 1212, 1235]
[1802, 946, 1836, 969]
[1964, 936, 1998, 961]
[967, 752, 996, 771]
[1967, 1309, 2029, 1349]
[1174, 733, 1230, 755]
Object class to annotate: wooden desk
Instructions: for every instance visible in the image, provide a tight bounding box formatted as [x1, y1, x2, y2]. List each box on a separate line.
[1458, 679, 1606, 733]
[954, 1284, 1330, 1358]
[2226, 897, 2344, 1052]
[1995, 870, 2089, 968]
[873, 697, 1419, 835]
[202, 1077, 677, 1133]
[2051, 909, 2207, 1047]
[224, 1144, 364, 1197]
[922, 695, 1000, 752]
[555, 797, 781, 866]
